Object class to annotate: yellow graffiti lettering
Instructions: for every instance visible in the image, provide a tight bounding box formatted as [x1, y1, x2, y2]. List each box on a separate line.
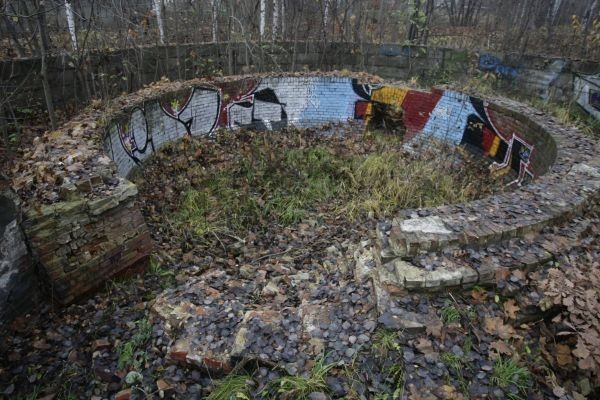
[489, 136, 500, 157]
[366, 86, 408, 124]
[371, 86, 408, 106]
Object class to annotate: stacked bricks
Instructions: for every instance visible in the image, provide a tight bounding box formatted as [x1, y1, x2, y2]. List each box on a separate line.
[21, 180, 151, 304]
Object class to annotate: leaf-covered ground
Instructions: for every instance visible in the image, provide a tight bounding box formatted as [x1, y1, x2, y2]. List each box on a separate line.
[0, 126, 598, 400]
[133, 125, 498, 260]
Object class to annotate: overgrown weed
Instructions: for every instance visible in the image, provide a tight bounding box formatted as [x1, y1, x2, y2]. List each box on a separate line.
[441, 352, 469, 395]
[491, 357, 532, 400]
[206, 374, 253, 400]
[169, 130, 494, 238]
[117, 318, 152, 371]
[440, 304, 461, 325]
[372, 329, 402, 357]
[264, 355, 339, 400]
[524, 98, 599, 139]
[146, 258, 176, 289]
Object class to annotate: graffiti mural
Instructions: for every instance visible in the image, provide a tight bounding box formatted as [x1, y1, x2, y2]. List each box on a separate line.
[104, 76, 541, 183]
[479, 55, 571, 101]
[216, 79, 260, 127]
[226, 88, 288, 130]
[592, 91, 600, 111]
[366, 85, 536, 183]
[103, 107, 155, 173]
[574, 74, 600, 120]
[160, 87, 221, 137]
[465, 99, 535, 183]
[104, 77, 372, 176]
[118, 107, 154, 165]
[478, 54, 519, 79]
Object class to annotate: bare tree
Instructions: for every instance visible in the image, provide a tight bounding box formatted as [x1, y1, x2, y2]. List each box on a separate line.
[34, 0, 57, 129]
[153, 0, 165, 44]
[64, 0, 77, 51]
[260, 0, 266, 39]
[211, 0, 219, 42]
[442, 0, 483, 26]
[272, 0, 280, 42]
[581, 0, 599, 53]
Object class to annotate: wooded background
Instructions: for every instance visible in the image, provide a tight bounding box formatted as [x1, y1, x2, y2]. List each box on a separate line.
[0, 0, 598, 157]
[2, 0, 599, 61]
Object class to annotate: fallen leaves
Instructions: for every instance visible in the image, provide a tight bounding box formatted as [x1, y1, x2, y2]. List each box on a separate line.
[503, 299, 520, 319]
[572, 342, 590, 360]
[489, 340, 513, 357]
[483, 317, 516, 340]
[470, 287, 488, 302]
[425, 317, 443, 339]
[536, 227, 600, 383]
[555, 344, 574, 367]
[414, 337, 436, 357]
[495, 267, 511, 283]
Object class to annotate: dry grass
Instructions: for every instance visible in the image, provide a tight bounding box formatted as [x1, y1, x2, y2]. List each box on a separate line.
[143, 129, 498, 238]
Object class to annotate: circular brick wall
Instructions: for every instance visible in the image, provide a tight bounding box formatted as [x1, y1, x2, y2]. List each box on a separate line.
[8, 73, 599, 309]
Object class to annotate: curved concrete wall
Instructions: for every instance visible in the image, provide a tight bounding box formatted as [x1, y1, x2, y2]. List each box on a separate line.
[6, 73, 598, 320]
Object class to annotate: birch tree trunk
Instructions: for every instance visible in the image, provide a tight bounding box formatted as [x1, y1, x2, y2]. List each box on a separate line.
[272, 0, 280, 42]
[153, 0, 165, 44]
[211, 0, 218, 42]
[551, 0, 562, 25]
[281, 1, 285, 40]
[65, 0, 78, 51]
[581, 0, 599, 53]
[260, 0, 266, 40]
[323, 0, 330, 35]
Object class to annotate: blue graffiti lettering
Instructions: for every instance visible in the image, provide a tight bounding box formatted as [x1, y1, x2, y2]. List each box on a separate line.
[478, 54, 519, 79]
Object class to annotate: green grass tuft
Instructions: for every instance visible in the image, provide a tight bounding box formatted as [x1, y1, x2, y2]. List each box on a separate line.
[146, 258, 176, 289]
[441, 352, 464, 372]
[117, 318, 152, 371]
[265, 356, 339, 400]
[372, 329, 402, 357]
[174, 145, 344, 235]
[440, 304, 461, 325]
[206, 375, 253, 400]
[441, 352, 469, 395]
[491, 357, 532, 400]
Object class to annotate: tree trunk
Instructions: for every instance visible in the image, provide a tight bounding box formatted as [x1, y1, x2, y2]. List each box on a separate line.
[281, 0, 286, 40]
[291, 0, 304, 71]
[260, 0, 266, 39]
[516, 0, 535, 55]
[581, 0, 599, 54]
[273, 0, 280, 42]
[551, 0, 563, 25]
[36, 0, 57, 130]
[153, 0, 165, 44]
[377, 0, 386, 43]
[408, 0, 422, 43]
[65, 0, 78, 51]
[422, 0, 434, 45]
[211, 0, 219, 42]
[1, 14, 26, 57]
[323, 0, 330, 37]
